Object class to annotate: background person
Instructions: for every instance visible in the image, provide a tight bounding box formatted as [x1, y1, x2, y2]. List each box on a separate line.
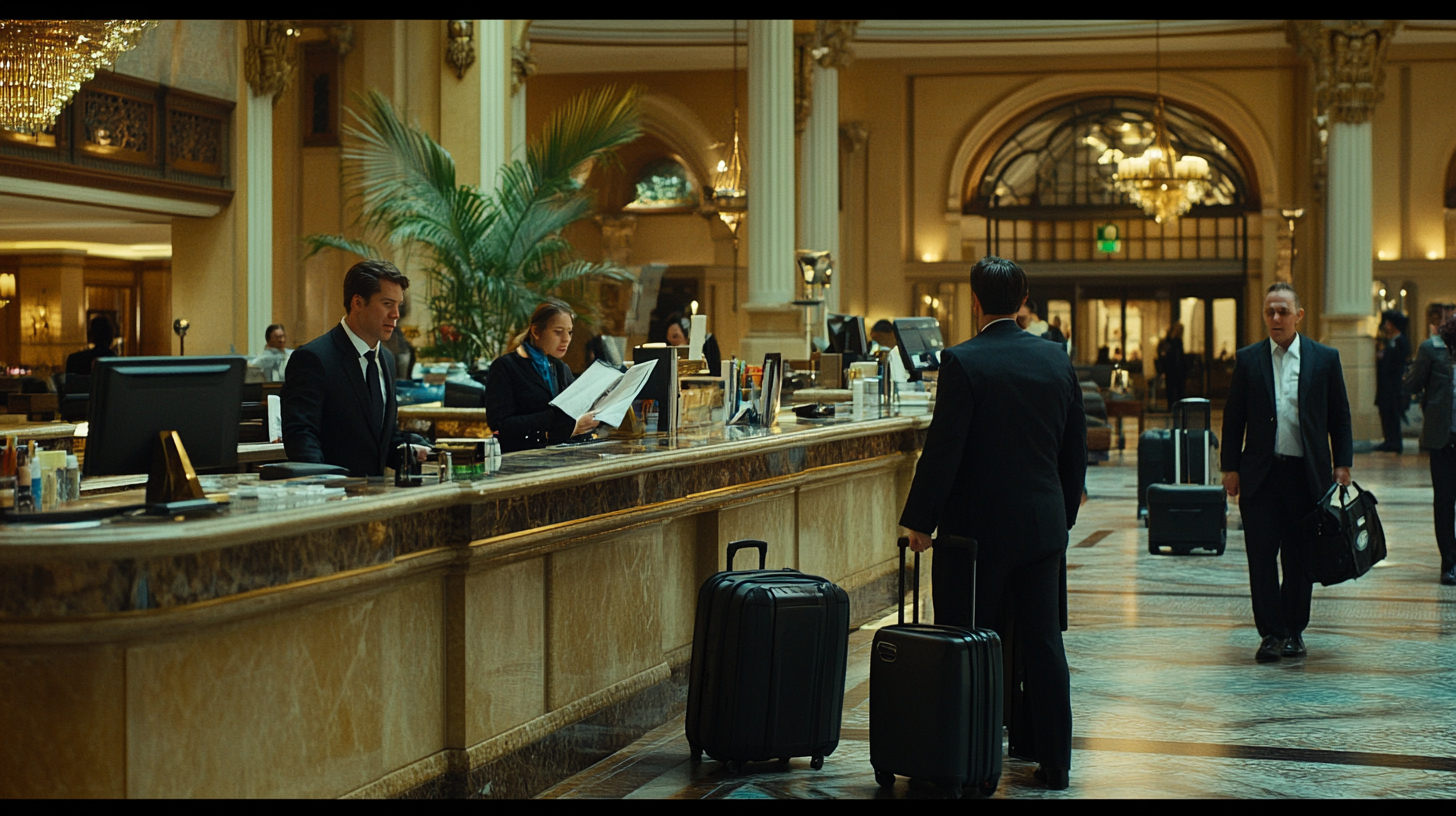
[282, 260, 428, 477]
[1221, 282, 1353, 663]
[868, 319, 909, 383]
[485, 300, 599, 452]
[1375, 309, 1410, 453]
[65, 315, 116, 376]
[1157, 323, 1187, 411]
[663, 310, 722, 377]
[1402, 304, 1456, 586]
[254, 323, 292, 382]
[899, 256, 1086, 790]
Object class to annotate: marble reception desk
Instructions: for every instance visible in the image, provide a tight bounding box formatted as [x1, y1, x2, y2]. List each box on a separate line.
[0, 414, 930, 798]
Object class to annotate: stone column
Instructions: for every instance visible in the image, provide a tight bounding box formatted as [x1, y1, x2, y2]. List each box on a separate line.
[478, 19, 509, 189]
[243, 21, 298, 355]
[1289, 20, 1399, 441]
[512, 25, 536, 160]
[797, 22, 857, 329]
[740, 19, 801, 363]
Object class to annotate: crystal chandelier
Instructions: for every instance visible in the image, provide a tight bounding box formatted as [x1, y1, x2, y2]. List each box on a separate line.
[711, 20, 747, 237]
[1111, 22, 1210, 224]
[0, 20, 154, 132]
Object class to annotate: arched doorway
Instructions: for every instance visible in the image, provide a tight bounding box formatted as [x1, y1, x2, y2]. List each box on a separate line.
[962, 95, 1258, 401]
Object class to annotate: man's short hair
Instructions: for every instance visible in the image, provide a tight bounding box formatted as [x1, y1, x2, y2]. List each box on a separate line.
[1428, 302, 1447, 326]
[970, 256, 1027, 315]
[1266, 281, 1300, 309]
[343, 259, 410, 312]
[265, 323, 285, 343]
[1025, 298, 1041, 319]
[1381, 309, 1407, 333]
[87, 315, 114, 348]
[871, 319, 894, 335]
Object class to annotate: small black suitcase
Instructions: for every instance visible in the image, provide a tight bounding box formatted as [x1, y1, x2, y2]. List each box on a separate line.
[1147, 398, 1227, 555]
[685, 539, 850, 773]
[871, 536, 1003, 798]
[1137, 429, 1174, 520]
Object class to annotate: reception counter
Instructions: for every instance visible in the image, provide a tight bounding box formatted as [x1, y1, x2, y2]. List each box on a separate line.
[0, 413, 930, 798]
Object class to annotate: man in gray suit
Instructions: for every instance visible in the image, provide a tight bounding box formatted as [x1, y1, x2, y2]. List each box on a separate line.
[1402, 302, 1456, 585]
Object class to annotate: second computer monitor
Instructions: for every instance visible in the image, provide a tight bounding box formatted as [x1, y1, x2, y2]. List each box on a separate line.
[826, 314, 868, 356]
[892, 317, 945, 379]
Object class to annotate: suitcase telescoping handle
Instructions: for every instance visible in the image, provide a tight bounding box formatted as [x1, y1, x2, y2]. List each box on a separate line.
[727, 539, 768, 570]
[1173, 398, 1213, 486]
[896, 535, 979, 628]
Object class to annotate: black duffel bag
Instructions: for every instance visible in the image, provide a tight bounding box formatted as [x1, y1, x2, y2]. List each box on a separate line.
[1303, 481, 1387, 587]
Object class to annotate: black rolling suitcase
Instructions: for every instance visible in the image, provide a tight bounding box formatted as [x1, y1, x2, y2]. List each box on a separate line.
[871, 536, 1003, 798]
[1147, 398, 1227, 555]
[1137, 429, 1174, 520]
[685, 539, 850, 773]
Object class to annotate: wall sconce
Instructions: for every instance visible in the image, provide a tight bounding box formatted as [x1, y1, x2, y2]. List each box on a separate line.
[0, 272, 14, 308]
[446, 21, 476, 79]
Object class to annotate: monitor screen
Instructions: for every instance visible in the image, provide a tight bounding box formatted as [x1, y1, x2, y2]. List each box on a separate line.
[85, 356, 246, 477]
[826, 314, 868, 355]
[892, 317, 945, 375]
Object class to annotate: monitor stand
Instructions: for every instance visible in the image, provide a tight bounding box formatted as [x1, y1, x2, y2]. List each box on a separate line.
[144, 430, 224, 517]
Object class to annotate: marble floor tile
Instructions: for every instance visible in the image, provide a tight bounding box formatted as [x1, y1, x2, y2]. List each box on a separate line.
[541, 432, 1456, 799]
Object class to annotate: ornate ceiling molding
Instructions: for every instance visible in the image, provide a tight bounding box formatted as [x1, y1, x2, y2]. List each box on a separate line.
[1287, 20, 1401, 125]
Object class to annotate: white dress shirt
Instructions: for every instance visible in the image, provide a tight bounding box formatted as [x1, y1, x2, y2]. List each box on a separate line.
[1270, 334, 1303, 457]
[340, 317, 388, 406]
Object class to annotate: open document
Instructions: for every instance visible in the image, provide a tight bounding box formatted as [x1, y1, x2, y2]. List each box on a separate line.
[549, 358, 658, 427]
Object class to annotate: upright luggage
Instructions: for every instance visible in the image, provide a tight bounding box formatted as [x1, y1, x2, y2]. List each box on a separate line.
[685, 539, 850, 773]
[870, 536, 1003, 798]
[1137, 429, 1174, 520]
[1146, 398, 1227, 555]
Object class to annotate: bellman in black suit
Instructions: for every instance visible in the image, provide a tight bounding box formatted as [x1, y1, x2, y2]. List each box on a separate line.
[1222, 281, 1353, 663]
[900, 256, 1087, 791]
[282, 259, 427, 477]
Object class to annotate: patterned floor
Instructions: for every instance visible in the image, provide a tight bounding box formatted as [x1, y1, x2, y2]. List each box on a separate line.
[541, 427, 1456, 799]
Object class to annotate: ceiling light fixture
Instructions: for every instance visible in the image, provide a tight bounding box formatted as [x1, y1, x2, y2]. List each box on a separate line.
[711, 19, 747, 238]
[0, 20, 153, 132]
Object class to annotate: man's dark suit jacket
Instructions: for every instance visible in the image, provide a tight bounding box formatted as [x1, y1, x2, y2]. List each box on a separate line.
[1220, 334, 1353, 501]
[1402, 336, 1453, 451]
[899, 320, 1088, 559]
[485, 350, 580, 453]
[1376, 332, 1409, 405]
[282, 323, 411, 477]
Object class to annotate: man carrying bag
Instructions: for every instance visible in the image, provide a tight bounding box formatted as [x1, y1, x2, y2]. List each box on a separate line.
[1304, 482, 1387, 586]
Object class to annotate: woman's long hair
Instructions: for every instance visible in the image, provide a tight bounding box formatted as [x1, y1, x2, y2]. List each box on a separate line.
[508, 299, 575, 353]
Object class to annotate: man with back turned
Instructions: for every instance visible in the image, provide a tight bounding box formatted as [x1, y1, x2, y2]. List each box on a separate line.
[282, 259, 426, 477]
[1221, 281, 1353, 663]
[899, 256, 1087, 791]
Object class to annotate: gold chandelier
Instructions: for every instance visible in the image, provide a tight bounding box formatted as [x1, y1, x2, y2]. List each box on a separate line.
[1111, 21, 1210, 224]
[711, 20, 747, 237]
[0, 20, 154, 132]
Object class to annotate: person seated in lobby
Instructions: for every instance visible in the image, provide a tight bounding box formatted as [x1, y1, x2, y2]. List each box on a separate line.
[253, 324, 292, 382]
[281, 259, 429, 477]
[65, 316, 116, 375]
[485, 300, 600, 453]
[664, 310, 723, 377]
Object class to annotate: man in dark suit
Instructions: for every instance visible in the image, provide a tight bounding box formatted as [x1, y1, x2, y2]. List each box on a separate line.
[1375, 309, 1410, 453]
[283, 259, 427, 477]
[1221, 281, 1353, 663]
[1402, 303, 1456, 585]
[900, 256, 1087, 790]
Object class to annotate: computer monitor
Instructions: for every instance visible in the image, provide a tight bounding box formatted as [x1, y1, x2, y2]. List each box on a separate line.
[85, 356, 246, 477]
[892, 317, 945, 380]
[825, 314, 868, 356]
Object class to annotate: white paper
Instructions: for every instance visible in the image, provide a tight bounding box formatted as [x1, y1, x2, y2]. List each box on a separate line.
[590, 358, 657, 427]
[267, 394, 282, 443]
[689, 314, 706, 367]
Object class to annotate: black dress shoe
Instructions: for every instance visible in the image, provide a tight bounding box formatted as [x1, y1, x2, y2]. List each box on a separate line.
[1441, 567, 1456, 586]
[1281, 634, 1307, 658]
[1033, 766, 1069, 790]
[1255, 636, 1285, 663]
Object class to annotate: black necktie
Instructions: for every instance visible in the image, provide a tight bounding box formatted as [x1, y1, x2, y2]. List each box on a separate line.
[363, 349, 383, 436]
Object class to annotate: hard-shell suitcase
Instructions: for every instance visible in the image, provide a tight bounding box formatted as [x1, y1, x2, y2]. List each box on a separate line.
[870, 536, 1003, 798]
[1147, 398, 1227, 555]
[1137, 429, 1174, 520]
[685, 539, 850, 773]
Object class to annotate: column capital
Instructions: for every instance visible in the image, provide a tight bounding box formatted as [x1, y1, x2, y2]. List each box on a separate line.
[839, 121, 869, 152]
[445, 21, 476, 80]
[244, 20, 299, 103]
[813, 20, 860, 70]
[794, 22, 860, 136]
[1287, 20, 1401, 125]
[512, 46, 537, 95]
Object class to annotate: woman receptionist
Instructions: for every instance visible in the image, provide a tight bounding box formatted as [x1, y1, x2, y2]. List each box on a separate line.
[485, 300, 600, 452]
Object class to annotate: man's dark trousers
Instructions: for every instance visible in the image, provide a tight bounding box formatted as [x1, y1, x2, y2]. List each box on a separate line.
[1377, 396, 1405, 451]
[1430, 441, 1456, 573]
[1240, 456, 1316, 638]
[933, 542, 1071, 770]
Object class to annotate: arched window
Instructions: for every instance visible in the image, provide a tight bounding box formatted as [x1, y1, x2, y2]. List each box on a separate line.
[624, 157, 696, 212]
[967, 96, 1255, 264]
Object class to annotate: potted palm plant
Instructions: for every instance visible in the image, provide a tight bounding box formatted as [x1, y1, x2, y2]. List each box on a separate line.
[305, 84, 643, 365]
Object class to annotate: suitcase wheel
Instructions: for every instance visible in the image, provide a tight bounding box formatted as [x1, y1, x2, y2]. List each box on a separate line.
[776, 757, 792, 771]
[874, 770, 897, 789]
[810, 756, 824, 771]
[690, 745, 702, 763]
[977, 774, 1001, 797]
[1173, 547, 1191, 556]
[724, 759, 743, 775]
[940, 779, 965, 799]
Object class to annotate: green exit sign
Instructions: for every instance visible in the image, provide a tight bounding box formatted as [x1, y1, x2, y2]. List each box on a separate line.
[1096, 223, 1121, 254]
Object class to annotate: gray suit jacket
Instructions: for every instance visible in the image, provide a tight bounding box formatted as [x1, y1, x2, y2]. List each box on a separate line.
[1402, 336, 1453, 450]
